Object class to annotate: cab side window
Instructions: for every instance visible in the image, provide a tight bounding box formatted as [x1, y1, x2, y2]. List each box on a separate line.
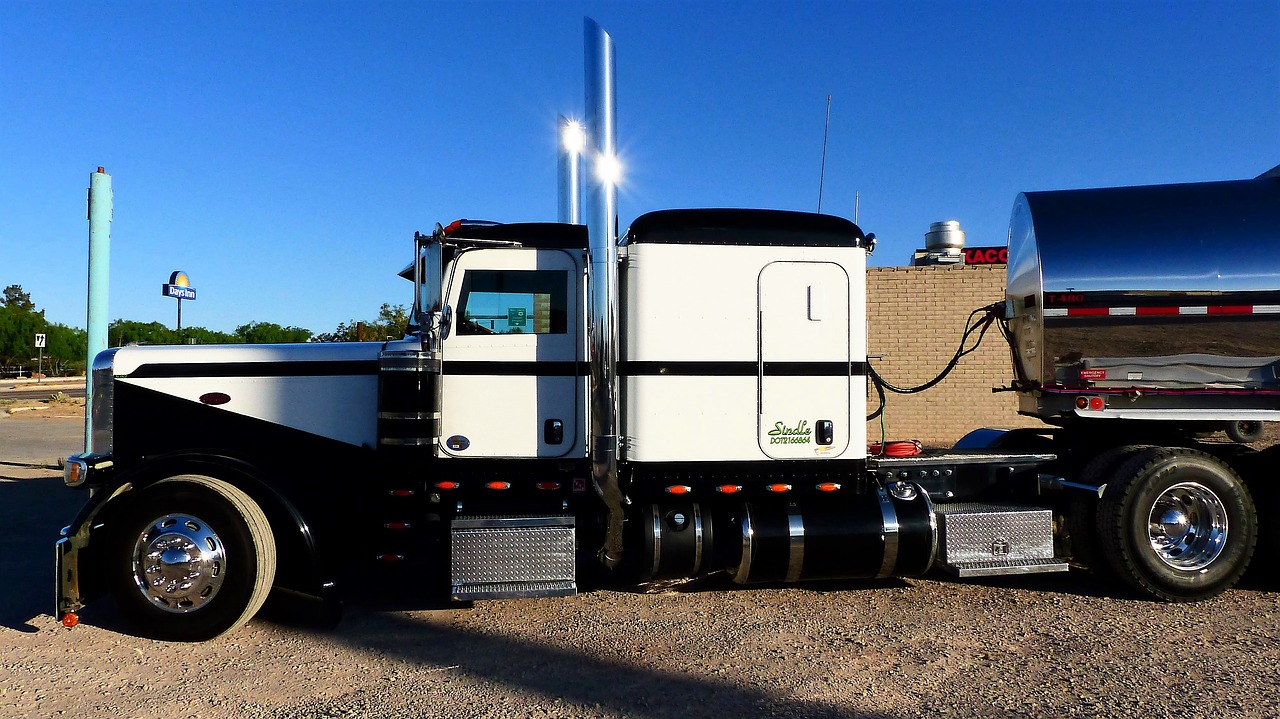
[457, 270, 568, 335]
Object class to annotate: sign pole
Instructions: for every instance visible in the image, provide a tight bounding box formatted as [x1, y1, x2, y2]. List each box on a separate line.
[163, 271, 196, 338]
[34, 333, 46, 383]
[86, 167, 112, 453]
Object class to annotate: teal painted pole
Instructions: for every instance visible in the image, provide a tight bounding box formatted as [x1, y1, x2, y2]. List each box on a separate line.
[85, 166, 112, 452]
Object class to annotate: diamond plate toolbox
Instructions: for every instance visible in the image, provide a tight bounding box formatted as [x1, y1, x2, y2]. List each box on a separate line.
[450, 515, 576, 599]
[935, 503, 1055, 564]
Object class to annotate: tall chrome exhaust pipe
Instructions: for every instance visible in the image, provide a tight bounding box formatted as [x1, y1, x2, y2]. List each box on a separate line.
[583, 17, 624, 569]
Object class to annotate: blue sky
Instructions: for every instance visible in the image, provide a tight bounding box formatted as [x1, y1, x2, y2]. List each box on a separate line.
[2, 1, 1277, 335]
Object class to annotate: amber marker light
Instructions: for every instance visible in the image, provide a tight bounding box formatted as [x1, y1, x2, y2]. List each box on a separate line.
[664, 485, 692, 495]
[816, 482, 842, 492]
[61, 613, 78, 628]
[716, 485, 743, 494]
[766, 483, 792, 493]
[486, 481, 511, 491]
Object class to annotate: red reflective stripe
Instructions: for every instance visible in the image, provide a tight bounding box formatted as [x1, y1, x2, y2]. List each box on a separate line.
[1068, 307, 1109, 317]
[1135, 306, 1180, 316]
[1208, 305, 1252, 315]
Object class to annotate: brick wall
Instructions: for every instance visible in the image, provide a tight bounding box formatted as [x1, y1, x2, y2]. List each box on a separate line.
[865, 264, 1044, 446]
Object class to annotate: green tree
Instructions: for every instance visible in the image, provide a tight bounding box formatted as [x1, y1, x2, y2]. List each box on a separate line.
[0, 285, 86, 375]
[0, 303, 41, 374]
[2, 284, 35, 311]
[235, 321, 312, 344]
[312, 304, 409, 342]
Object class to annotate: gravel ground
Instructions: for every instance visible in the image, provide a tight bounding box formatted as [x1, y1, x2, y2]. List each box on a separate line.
[2, 412, 1279, 719]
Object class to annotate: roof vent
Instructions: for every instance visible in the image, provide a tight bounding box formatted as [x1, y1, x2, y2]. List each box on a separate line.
[912, 220, 966, 266]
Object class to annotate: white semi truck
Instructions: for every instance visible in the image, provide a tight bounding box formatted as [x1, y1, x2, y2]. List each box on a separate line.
[54, 177, 1279, 640]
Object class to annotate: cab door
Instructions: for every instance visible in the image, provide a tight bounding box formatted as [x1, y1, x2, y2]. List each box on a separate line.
[439, 247, 585, 458]
[758, 261, 852, 459]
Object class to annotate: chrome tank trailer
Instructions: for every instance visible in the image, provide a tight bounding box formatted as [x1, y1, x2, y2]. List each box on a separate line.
[1005, 177, 1280, 423]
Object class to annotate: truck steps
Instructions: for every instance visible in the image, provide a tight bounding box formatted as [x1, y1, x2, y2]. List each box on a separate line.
[934, 503, 1069, 577]
[450, 515, 577, 601]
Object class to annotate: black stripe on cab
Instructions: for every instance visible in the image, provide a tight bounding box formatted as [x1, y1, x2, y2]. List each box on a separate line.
[443, 361, 589, 376]
[620, 361, 868, 377]
[125, 360, 380, 379]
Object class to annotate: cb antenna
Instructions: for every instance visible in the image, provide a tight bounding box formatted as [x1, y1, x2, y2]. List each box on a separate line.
[817, 94, 831, 213]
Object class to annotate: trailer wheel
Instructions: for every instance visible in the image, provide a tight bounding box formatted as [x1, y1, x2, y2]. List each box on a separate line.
[1097, 448, 1256, 601]
[1067, 445, 1153, 574]
[106, 475, 276, 641]
[1226, 420, 1264, 444]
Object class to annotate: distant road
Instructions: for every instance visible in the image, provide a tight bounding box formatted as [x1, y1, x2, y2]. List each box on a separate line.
[1, 384, 86, 401]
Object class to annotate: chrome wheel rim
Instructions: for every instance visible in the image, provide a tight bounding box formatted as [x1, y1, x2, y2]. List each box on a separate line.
[131, 513, 226, 613]
[1146, 482, 1228, 571]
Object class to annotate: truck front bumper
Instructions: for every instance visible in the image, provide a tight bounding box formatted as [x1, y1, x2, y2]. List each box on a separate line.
[55, 452, 116, 624]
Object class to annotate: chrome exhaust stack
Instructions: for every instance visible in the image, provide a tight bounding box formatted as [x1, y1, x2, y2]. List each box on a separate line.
[583, 17, 624, 569]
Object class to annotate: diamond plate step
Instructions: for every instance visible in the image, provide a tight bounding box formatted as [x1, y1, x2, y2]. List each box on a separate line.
[453, 579, 578, 601]
[450, 515, 576, 601]
[940, 557, 1070, 577]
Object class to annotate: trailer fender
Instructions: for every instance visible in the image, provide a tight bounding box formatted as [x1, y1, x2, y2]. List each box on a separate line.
[954, 427, 1053, 452]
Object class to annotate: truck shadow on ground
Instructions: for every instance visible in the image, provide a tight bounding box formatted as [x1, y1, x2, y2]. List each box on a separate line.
[0, 475, 84, 633]
[273, 598, 902, 719]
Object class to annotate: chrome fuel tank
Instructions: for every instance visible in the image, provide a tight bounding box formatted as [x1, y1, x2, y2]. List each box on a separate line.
[1005, 178, 1280, 419]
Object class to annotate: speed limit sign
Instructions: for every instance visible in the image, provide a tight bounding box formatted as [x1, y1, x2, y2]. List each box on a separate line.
[35, 333, 46, 348]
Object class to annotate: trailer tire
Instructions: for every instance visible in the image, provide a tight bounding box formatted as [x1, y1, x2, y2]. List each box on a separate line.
[105, 475, 276, 641]
[1067, 445, 1153, 575]
[1097, 448, 1256, 601]
[1226, 420, 1264, 444]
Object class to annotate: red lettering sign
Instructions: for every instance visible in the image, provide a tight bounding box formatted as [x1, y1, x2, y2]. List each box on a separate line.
[1079, 369, 1107, 381]
[963, 247, 1008, 265]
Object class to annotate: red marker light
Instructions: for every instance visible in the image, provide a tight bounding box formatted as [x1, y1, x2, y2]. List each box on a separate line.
[384, 522, 410, 530]
[486, 481, 511, 491]
[536, 481, 561, 491]
[816, 482, 842, 492]
[61, 613, 78, 628]
[766, 483, 792, 493]
[665, 485, 692, 495]
[376, 554, 405, 563]
[1076, 397, 1089, 410]
[1089, 397, 1105, 411]
[716, 485, 742, 494]
[433, 481, 459, 490]
[388, 489, 415, 497]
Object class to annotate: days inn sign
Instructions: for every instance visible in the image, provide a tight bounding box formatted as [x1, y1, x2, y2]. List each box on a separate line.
[162, 271, 196, 301]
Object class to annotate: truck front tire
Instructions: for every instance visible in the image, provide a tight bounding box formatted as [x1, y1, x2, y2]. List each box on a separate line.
[1097, 448, 1256, 601]
[106, 475, 276, 641]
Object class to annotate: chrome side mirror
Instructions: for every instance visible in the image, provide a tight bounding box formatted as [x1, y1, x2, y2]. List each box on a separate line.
[439, 305, 453, 340]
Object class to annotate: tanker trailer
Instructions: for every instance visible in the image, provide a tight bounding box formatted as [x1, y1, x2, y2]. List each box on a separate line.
[1006, 177, 1280, 437]
[998, 176, 1280, 600]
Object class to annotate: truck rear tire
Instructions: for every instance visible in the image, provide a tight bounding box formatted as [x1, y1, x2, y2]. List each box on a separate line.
[106, 475, 277, 641]
[1226, 420, 1264, 444]
[1067, 445, 1153, 575]
[1097, 448, 1256, 601]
